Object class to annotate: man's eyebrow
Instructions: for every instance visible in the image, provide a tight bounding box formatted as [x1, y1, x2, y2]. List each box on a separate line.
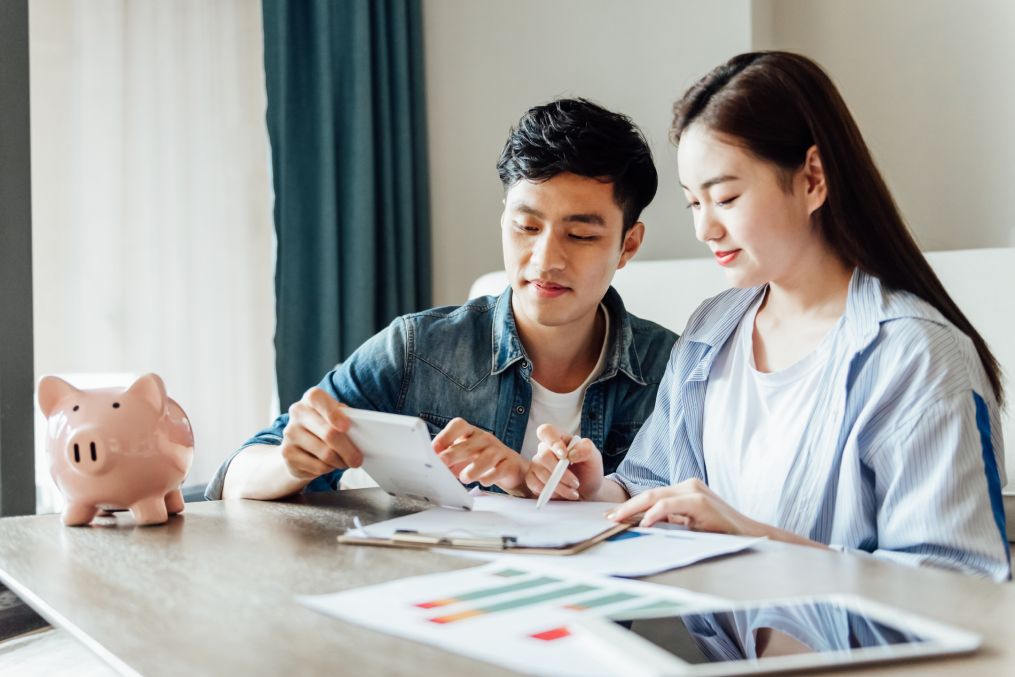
[510, 203, 606, 226]
[512, 203, 544, 218]
[679, 174, 741, 191]
[562, 213, 606, 226]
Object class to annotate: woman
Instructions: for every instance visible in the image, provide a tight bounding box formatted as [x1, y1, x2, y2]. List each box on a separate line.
[526, 51, 1009, 581]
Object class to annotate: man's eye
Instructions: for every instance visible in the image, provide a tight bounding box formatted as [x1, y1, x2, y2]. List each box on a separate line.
[716, 196, 739, 208]
[514, 223, 538, 232]
[569, 234, 597, 242]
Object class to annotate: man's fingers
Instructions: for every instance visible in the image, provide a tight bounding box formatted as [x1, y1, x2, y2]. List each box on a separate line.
[329, 434, 363, 468]
[462, 449, 507, 482]
[437, 437, 483, 468]
[559, 469, 579, 490]
[432, 417, 473, 452]
[303, 388, 349, 432]
[535, 423, 564, 445]
[291, 407, 359, 468]
[280, 435, 337, 479]
[532, 445, 561, 471]
[567, 438, 598, 464]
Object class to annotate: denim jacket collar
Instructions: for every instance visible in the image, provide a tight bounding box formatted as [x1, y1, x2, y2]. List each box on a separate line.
[490, 286, 646, 385]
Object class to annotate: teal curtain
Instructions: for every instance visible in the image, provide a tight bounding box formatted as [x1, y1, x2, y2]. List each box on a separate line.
[262, 0, 431, 409]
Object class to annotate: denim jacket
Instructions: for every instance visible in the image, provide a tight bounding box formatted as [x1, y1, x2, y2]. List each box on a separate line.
[205, 286, 678, 499]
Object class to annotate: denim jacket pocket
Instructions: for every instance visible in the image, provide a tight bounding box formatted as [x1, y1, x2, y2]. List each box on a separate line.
[417, 411, 495, 438]
[603, 421, 644, 457]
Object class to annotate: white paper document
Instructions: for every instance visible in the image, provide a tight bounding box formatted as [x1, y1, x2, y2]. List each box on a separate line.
[347, 491, 621, 548]
[299, 562, 728, 677]
[440, 527, 764, 577]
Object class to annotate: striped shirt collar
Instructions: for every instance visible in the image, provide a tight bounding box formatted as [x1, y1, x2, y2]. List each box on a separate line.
[681, 268, 948, 353]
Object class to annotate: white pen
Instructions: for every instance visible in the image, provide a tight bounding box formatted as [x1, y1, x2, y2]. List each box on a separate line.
[535, 436, 579, 510]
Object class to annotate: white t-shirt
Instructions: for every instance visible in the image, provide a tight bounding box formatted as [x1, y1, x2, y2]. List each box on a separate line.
[519, 305, 610, 460]
[702, 294, 845, 525]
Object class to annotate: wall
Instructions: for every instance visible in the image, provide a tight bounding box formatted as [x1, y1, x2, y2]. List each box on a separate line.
[752, 0, 1015, 252]
[423, 0, 753, 305]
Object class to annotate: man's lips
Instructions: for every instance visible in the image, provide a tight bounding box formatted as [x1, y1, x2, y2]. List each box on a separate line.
[714, 249, 741, 266]
[529, 280, 570, 297]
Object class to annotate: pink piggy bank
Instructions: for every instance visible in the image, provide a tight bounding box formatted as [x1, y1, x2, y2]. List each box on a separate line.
[37, 373, 194, 526]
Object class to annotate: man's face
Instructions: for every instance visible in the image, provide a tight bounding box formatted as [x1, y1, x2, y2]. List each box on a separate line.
[501, 172, 644, 335]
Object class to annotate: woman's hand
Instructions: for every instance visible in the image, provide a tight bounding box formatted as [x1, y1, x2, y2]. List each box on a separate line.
[606, 478, 830, 549]
[606, 478, 762, 535]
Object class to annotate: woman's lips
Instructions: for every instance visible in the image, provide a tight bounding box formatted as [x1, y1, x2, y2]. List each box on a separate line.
[530, 280, 570, 297]
[714, 249, 741, 267]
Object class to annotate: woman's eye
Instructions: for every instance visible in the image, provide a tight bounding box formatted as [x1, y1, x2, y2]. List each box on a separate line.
[685, 201, 700, 210]
[715, 196, 739, 208]
[514, 223, 538, 233]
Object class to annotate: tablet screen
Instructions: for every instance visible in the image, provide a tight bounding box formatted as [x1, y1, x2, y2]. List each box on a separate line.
[614, 600, 927, 664]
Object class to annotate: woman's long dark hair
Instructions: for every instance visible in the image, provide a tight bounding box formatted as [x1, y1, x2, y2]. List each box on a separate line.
[672, 51, 1004, 405]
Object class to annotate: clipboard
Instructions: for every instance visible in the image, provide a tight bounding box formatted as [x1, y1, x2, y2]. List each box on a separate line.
[337, 520, 630, 555]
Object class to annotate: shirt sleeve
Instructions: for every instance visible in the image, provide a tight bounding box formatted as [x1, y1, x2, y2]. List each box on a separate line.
[204, 317, 409, 500]
[860, 390, 1010, 582]
[608, 350, 682, 497]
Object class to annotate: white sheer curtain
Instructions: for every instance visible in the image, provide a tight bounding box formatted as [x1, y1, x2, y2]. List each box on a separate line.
[30, 0, 276, 511]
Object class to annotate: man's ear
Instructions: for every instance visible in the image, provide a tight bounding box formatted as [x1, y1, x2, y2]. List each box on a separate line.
[617, 222, 645, 269]
[802, 145, 827, 216]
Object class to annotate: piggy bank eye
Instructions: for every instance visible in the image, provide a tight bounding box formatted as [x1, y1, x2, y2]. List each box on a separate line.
[72, 405, 79, 412]
[112, 402, 121, 409]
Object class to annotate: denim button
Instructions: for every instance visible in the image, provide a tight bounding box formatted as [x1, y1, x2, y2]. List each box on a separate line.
[521, 360, 529, 369]
[515, 405, 525, 414]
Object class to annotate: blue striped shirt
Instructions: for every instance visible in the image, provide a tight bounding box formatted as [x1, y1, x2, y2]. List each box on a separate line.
[613, 269, 1010, 581]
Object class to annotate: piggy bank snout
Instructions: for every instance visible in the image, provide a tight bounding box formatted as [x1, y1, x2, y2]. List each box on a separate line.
[64, 428, 114, 476]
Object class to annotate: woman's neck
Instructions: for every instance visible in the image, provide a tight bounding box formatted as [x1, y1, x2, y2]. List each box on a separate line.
[762, 244, 853, 322]
[752, 243, 853, 373]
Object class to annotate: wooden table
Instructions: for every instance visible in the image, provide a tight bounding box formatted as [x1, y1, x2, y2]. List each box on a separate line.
[0, 489, 1012, 676]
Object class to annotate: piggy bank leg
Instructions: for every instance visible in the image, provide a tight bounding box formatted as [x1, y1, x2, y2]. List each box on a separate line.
[129, 497, 169, 526]
[63, 502, 99, 526]
[165, 488, 185, 515]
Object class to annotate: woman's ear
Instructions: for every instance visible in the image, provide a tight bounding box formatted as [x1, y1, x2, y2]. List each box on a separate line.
[803, 145, 828, 215]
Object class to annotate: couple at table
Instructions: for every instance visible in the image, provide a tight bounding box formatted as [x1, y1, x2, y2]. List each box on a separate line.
[206, 51, 1009, 582]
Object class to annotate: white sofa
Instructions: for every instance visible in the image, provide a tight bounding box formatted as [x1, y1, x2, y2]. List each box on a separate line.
[469, 247, 1015, 536]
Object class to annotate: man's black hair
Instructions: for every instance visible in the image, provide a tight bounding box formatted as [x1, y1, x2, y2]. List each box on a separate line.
[496, 98, 658, 235]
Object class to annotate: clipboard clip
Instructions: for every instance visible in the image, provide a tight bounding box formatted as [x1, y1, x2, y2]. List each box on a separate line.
[392, 529, 518, 550]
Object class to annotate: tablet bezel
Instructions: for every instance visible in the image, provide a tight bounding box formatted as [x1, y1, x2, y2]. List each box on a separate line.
[342, 408, 474, 510]
[571, 593, 981, 676]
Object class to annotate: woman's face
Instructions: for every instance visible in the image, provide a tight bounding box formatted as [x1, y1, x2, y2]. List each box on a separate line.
[676, 123, 826, 289]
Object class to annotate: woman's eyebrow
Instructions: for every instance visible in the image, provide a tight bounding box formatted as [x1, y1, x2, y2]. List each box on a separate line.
[680, 174, 741, 191]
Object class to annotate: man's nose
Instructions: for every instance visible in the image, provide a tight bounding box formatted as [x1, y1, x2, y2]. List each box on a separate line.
[531, 232, 565, 271]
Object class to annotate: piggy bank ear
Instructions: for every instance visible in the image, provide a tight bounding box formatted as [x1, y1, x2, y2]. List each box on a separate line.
[124, 373, 168, 415]
[37, 376, 82, 418]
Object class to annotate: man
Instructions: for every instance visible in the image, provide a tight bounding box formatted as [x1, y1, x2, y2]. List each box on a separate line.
[205, 98, 677, 501]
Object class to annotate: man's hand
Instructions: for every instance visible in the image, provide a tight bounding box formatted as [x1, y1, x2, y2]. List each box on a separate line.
[433, 418, 529, 494]
[524, 424, 604, 501]
[280, 387, 363, 480]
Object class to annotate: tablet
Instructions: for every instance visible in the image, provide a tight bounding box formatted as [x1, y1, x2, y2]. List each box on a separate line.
[572, 594, 980, 676]
[342, 408, 473, 510]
